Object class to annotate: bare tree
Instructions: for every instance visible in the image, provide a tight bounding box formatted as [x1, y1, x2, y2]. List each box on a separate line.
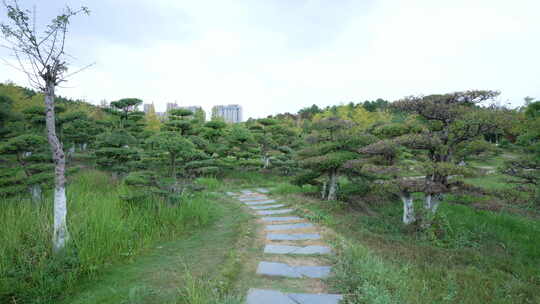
[1, 0, 90, 252]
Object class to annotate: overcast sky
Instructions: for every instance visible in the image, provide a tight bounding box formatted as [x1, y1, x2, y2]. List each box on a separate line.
[1, 0, 539, 119]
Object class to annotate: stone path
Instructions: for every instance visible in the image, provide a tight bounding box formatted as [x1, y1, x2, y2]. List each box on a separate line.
[228, 188, 342, 304]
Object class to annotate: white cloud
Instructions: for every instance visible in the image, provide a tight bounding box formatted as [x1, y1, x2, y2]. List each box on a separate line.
[1, 0, 539, 119]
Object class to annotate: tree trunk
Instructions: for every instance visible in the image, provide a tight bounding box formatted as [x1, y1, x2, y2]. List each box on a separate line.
[321, 181, 327, 199]
[401, 192, 415, 224]
[424, 193, 432, 210]
[327, 170, 338, 201]
[263, 156, 270, 169]
[30, 184, 42, 202]
[45, 82, 69, 253]
[428, 193, 442, 213]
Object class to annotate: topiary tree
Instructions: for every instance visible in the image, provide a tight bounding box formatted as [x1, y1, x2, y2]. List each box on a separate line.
[346, 91, 501, 225]
[61, 111, 99, 152]
[145, 131, 197, 178]
[501, 100, 539, 204]
[225, 124, 261, 170]
[0, 95, 16, 140]
[164, 109, 194, 135]
[391, 90, 501, 215]
[296, 117, 374, 200]
[94, 129, 139, 179]
[0, 134, 53, 201]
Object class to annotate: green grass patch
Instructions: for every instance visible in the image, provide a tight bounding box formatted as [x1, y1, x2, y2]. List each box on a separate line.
[0, 170, 219, 304]
[277, 191, 540, 303]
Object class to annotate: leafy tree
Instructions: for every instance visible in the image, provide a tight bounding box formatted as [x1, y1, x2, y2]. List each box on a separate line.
[144, 104, 162, 131]
[362, 98, 389, 112]
[386, 90, 501, 223]
[313, 104, 391, 132]
[296, 117, 374, 200]
[298, 104, 322, 120]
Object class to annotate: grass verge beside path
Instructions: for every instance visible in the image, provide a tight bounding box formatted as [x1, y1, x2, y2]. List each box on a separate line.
[59, 188, 251, 304]
[0, 171, 252, 304]
[270, 184, 540, 304]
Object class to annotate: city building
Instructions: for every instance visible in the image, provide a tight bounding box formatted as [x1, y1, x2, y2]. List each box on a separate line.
[143, 103, 154, 114]
[180, 105, 206, 121]
[166, 102, 179, 112]
[211, 104, 243, 123]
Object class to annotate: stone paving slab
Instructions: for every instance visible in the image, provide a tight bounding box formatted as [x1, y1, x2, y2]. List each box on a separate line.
[243, 200, 277, 205]
[264, 244, 332, 255]
[238, 196, 269, 201]
[250, 204, 285, 210]
[246, 289, 342, 304]
[256, 261, 331, 278]
[267, 233, 321, 241]
[261, 216, 303, 222]
[246, 289, 295, 304]
[241, 190, 254, 194]
[265, 223, 313, 231]
[256, 209, 294, 215]
[289, 293, 344, 304]
[226, 191, 236, 196]
[257, 188, 270, 193]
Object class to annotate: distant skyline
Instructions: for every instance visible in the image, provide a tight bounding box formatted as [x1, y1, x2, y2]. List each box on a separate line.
[1, 0, 539, 119]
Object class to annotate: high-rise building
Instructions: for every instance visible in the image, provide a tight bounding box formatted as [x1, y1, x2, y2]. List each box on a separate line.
[143, 103, 155, 114]
[180, 106, 206, 121]
[211, 104, 243, 123]
[166, 102, 179, 112]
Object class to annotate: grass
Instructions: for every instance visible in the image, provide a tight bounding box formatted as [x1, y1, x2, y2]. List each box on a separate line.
[273, 188, 540, 304]
[59, 190, 250, 304]
[3, 168, 538, 303]
[0, 170, 219, 304]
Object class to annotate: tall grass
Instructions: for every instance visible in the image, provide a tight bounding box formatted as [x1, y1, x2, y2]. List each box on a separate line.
[0, 170, 217, 304]
[329, 240, 406, 304]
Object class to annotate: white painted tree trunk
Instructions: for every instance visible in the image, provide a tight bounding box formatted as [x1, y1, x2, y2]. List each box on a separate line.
[321, 181, 327, 199]
[424, 193, 432, 210]
[327, 170, 338, 201]
[44, 82, 70, 253]
[30, 184, 42, 202]
[424, 193, 441, 214]
[401, 192, 415, 224]
[53, 186, 69, 252]
[263, 156, 270, 169]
